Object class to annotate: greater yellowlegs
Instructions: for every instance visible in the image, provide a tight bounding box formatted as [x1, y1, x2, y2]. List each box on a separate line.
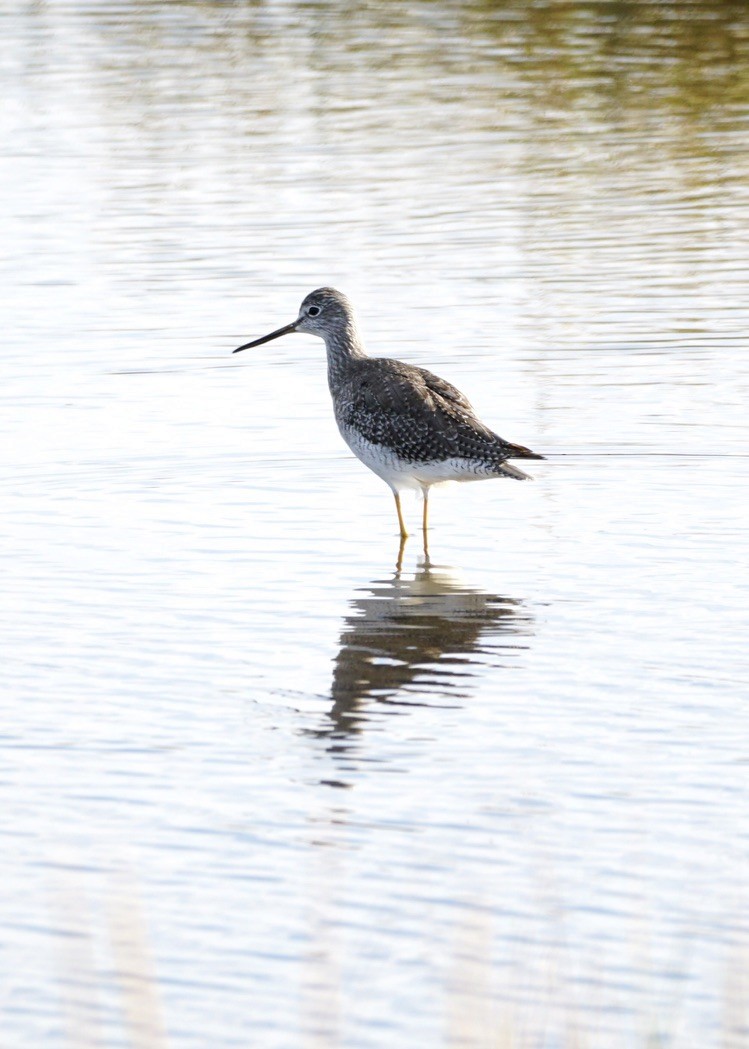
[233, 288, 544, 541]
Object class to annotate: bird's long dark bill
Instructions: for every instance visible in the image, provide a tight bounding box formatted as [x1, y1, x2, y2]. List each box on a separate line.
[233, 320, 298, 353]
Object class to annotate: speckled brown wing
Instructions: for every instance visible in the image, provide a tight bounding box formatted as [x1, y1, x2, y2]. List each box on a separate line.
[335, 357, 540, 466]
[419, 367, 545, 461]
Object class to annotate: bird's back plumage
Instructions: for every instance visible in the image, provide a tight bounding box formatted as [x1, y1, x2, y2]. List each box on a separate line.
[331, 357, 543, 480]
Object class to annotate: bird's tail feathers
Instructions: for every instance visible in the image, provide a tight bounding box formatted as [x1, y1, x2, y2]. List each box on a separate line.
[497, 461, 533, 480]
[506, 441, 545, 460]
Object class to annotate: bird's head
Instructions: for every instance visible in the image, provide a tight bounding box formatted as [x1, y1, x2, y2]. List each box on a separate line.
[233, 287, 355, 353]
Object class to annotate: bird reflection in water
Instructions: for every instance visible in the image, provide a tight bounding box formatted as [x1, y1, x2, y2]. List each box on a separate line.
[317, 556, 533, 741]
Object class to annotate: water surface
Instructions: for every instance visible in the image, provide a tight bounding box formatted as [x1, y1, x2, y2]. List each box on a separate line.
[2, 2, 748, 1046]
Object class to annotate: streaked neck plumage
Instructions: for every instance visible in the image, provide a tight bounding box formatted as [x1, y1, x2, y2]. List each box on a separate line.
[324, 316, 368, 392]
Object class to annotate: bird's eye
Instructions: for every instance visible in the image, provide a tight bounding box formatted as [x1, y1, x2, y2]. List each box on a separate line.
[307, 305, 321, 318]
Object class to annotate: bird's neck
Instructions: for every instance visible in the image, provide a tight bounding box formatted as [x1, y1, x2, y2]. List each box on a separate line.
[325, 322, 367, 389]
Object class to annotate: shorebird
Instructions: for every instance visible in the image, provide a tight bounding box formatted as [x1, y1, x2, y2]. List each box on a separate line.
[233, 288, 543, 543]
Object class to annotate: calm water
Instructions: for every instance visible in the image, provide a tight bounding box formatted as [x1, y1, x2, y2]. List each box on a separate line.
[2, 2, 748, 1046]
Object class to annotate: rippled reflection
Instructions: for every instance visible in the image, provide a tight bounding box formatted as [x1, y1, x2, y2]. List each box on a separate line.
[316, 558, 533, 740]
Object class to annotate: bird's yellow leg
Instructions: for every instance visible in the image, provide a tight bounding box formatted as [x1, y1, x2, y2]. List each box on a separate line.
[421, 487, 431, 564]
[395, 534, 407, 574]
[393, 491, 409, 539]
